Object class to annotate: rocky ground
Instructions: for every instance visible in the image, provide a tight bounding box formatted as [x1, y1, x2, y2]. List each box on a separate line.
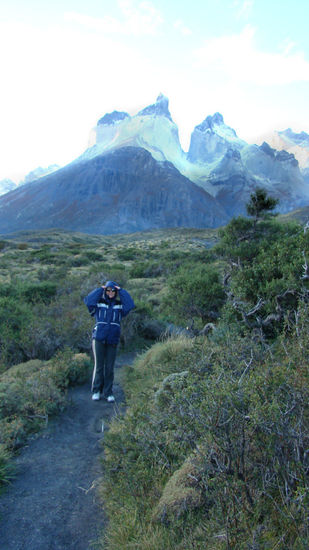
[0, 352, 136, 550]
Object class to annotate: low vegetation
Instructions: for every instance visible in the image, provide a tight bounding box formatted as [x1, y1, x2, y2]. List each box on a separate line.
[0, 192, 308, 548]
[0, 350, 91, 488]
[101, 319, 308, 548]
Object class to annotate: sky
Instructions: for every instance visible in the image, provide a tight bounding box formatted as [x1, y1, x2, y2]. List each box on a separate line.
[1, 0, 309, 182]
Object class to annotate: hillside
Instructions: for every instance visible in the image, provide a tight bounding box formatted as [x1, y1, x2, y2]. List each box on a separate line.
[0, 208, 308, 549]
[1, 96, 309, 236]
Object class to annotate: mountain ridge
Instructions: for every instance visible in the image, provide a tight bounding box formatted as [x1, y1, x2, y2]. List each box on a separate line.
[0, 94, 308, 235]
[0, 147, 228, 235]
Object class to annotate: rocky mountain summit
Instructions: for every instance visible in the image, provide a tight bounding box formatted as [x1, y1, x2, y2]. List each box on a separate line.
[187, 112, 246, 164]
[0, 94, 308, 235]
[260, 128, 309, 170]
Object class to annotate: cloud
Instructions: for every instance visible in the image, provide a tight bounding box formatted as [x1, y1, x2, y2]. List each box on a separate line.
[194, 25, 309, 86]
[173, 19, 192, 36]
[233, 0, 254, 19]
[0, 15, 164, 179]
[65, 0, 163, 36]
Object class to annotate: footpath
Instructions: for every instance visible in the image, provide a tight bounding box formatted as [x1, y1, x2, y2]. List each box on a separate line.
[0, 352, 136, 550]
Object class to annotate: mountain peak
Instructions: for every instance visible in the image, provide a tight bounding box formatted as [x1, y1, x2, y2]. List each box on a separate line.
[188, 113, 244, 164]
[97, 111, 130, 126]
[260, 141, 276, 158]
[196, 113, 230, 133]
[279, 128, 309, 145]
[137, 93, 173, 121]
[259, 141, 298, 166]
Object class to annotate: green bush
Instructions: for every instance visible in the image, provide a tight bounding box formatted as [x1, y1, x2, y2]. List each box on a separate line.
[99, 304, 309, 549]
[21, 282, 58, 304]
[70, 255, 91, 266]
[17, 243, 28, 250]
[163, 263, 225, 326]
[0, 297, 35, 368]
[117, 248, 140, 261]
[129, 261, 164, 278]
[86, 250, 103, 262]
[30, 247, 56, 264]
[0, 350, 91, 487]
[0, 444, 13, 491]
[216, 217, 308, 337]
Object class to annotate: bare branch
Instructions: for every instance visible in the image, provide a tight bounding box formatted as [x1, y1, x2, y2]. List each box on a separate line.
[232, 297, 265, 328]
[238, 350, 254, 385]
[223, 271, 231, 287]
[301, 251, 309, 280]
[246, 298, 265, 316]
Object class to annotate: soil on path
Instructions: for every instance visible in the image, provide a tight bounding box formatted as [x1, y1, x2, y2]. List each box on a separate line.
[0, 352, 136, 550]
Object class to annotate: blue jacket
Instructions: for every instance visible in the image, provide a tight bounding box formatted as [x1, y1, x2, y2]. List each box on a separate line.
[84, 282, 135, 345]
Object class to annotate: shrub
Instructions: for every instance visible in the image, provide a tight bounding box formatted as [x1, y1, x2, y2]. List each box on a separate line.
[30, 247, 56, 264]
[99, 303, 309, 549]
[70, 255, 91, 266]
[21, 282, 58, 304]
[0, 444, 13, 491]
[0, 350, 91, 487]
[0, 297, 35, 368]
[129, 261, 164, 278]
[86, 251, 103, 262]
[117, 248, 140, 261]
[163, 263, 225, 326]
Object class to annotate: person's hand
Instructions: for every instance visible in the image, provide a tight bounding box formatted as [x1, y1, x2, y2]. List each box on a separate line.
[115, 285, 121, 290]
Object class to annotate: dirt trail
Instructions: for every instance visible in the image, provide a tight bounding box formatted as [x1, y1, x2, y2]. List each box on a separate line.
[0, 352, 136, 550]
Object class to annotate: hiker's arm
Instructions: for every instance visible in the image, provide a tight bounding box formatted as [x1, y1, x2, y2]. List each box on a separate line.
[84, 287, 103, 315]
[119, 288, 135, 317]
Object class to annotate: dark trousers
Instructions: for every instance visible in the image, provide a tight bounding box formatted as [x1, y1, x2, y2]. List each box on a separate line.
[91, 340, 117, 397]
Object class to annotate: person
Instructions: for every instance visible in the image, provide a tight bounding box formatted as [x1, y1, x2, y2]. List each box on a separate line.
[84, 280, 135, 402]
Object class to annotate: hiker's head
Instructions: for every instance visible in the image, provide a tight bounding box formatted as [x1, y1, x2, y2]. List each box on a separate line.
[104, 281, 118, 299]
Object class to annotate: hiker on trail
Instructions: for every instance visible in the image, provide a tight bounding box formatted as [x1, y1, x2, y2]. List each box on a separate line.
[84, 281, 135, 402]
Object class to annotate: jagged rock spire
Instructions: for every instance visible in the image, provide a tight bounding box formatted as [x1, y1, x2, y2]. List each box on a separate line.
[196, 113, 234, 134]
[137, 93, 173, 121]
[97, 111, 129, 126]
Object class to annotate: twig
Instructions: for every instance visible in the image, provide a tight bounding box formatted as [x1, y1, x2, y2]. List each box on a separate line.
[238, 350, 254, 385]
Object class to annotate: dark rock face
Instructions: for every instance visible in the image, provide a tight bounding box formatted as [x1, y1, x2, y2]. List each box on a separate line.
[0, 147, 228, 235]
[137, 93, 173, 121]
[205, 148, 257, 217]
[97, 111, 130, 125]
[259, 142, 298, 166]
[303, 168, 309, 185]
[260, 141, 276, 158]
[243, 144, 302, 183]
[1, 95, 309, 236]
[280, 128, 309, 145]
[195, 112, 225, 132]
[187, 113, 244, 164]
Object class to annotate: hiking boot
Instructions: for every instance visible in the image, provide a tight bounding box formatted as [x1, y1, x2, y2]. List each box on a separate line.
[92, 392, 100, 401]
[107, 395, 115, 403]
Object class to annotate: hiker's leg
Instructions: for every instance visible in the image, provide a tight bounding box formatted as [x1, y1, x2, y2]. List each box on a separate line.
[102, 344, 117, 398]
[91, 339, 106, 393]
